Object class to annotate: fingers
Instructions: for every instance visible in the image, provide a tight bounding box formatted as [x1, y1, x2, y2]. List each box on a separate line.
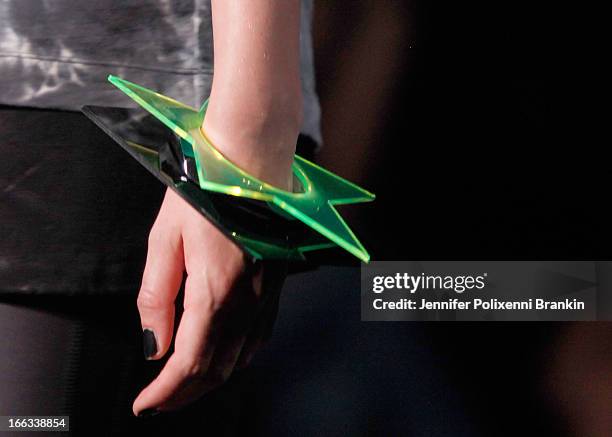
[236, 289, 281, 369]
[201, 281, 262, 385]
[136, 199, 185, 361]
[236, 260, 286, 367]
[133, 200, 286, 415]
[133, 261, 263, 414]
[133, 270, 220, 413]
[163, 313, 251, 411]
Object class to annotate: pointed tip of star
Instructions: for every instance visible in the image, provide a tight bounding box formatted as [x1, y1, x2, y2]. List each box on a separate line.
[344, 240, 371, 263]
[107, 74, 127, 89]
[293, 154, 376, 204]
[358, 251, 371, 263]
[364, 190, 376, 201]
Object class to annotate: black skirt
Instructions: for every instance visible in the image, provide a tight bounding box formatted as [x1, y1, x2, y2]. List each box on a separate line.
[0, 106, 318, 296]
[0, 106, 167, 295]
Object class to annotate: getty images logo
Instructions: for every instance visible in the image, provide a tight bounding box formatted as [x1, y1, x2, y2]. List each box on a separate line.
[372, 272, 488, 294]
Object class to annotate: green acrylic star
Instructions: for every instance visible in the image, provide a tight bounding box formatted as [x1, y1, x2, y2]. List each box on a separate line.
[108, 75, 375, 262]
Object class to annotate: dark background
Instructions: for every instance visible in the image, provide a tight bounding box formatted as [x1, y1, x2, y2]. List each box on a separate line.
[1, 2, 607, 436]
[314, 0, 603, 260]
[301, 1, 608, 436]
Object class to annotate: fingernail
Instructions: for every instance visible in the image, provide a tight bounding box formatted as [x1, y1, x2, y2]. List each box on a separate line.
[143, 329, 157, 360]
[137, 408, 160, 418]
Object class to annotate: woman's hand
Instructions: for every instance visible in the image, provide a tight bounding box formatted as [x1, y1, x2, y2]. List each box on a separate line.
[132, 189, 285, 414]
[132, 0, 303, 415]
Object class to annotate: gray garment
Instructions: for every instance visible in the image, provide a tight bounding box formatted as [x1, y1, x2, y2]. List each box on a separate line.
[0, 0, 322, 145]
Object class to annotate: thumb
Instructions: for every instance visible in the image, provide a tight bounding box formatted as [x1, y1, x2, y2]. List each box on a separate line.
[137, 223, 184, 360]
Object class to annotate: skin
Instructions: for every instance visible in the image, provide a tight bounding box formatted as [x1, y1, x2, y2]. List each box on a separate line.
[132, 0, 302, 415]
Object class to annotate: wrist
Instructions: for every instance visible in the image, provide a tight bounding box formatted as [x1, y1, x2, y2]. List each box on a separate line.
[202, 94, 302, 191]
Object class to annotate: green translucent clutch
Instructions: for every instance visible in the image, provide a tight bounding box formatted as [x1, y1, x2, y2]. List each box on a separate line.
[82, 76, 375, 263]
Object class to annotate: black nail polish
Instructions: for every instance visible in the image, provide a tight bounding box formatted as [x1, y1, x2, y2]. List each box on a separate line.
[143, 329, 157, 359]
[137, 408, 160, 418]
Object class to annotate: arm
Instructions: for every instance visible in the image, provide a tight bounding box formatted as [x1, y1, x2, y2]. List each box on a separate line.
[132, 0, 302, 415]
[204, 0, 303, 189]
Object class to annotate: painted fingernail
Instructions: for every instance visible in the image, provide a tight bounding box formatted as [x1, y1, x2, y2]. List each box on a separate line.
[143, 329, 157, 360]
[137, 408, 160, 418]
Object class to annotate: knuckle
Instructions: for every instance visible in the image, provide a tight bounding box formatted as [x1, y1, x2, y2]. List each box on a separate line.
[147, 222, 182, 255]
[185, 286, 225, 314]
[208, 296, 225, 314]
[211, 273, 238, 296]
[171, 356, 232, 389]
[204, 291, 225, 313]
[180, 357, 205, 379]
[147, 225, 164, 247]
[137, 287, 168, 311]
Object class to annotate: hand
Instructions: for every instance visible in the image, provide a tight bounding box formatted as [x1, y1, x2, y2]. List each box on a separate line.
[132, 189, 285, 414]
[133, 0, 302, 415]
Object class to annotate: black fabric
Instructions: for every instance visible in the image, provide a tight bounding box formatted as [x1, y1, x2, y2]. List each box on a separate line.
[0, 293, 255, 436]
[0, 267, 479, 437]
[0, 106, 317, 296]
[0, 106, 166, 295]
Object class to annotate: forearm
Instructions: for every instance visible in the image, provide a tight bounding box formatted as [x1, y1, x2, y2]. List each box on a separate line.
[204, 0, 303, 190]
